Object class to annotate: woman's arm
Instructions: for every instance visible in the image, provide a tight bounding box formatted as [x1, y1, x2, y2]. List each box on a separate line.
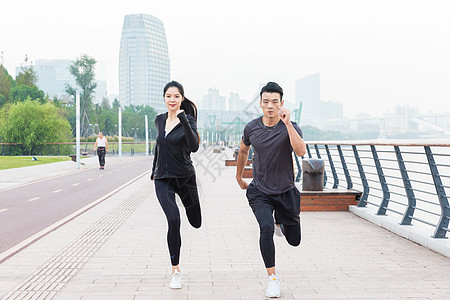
[177, 111, 199, 152]
[151, 144, 158, 180]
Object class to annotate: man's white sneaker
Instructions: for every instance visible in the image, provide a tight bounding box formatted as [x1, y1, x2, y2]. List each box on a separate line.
[274, 223, 284, 237]
[169, 271, 182, 289]
[265, 274, 281, 298]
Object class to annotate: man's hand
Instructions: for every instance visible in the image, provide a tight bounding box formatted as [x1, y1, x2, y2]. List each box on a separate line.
[279, 107, 290, 124]
[236, 176, 249, 189]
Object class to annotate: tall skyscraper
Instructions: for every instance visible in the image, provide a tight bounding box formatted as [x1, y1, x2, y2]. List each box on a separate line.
[119, 14, 170, 111]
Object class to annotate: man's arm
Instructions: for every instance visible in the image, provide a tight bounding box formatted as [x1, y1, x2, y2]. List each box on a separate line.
[279, 108, 306, 156]
[286, 123, 306, 156]
[235, 140, 250, 189]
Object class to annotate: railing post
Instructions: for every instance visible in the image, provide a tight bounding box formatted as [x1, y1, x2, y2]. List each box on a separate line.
[306, 144, 312, 158]
[353, 145, 369, 207]
[371, 145, 390, 215]
[394, 146, 416, 225]
[325, 145, 339, 188]
[425, 146, 449, 238]
[337, 145, 352, 189]
[314, 144, 328, 187]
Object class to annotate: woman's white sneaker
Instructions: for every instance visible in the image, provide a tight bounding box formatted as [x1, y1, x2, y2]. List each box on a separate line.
[274, 223, 284, 237]
[169, 271, 182, 289]
[265, 274, 281, 298]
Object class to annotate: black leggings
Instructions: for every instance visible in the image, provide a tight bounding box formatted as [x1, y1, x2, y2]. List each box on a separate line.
[97, 147, 106, 166]
[154, 175, 201, 266]
[254, 207, 301, 268]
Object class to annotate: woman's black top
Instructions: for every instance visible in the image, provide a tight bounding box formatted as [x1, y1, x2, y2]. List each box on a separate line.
[151, 111, 199, 180]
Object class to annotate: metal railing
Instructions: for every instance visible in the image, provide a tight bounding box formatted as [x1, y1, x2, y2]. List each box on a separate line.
[0, 142, 156, 156]
[295, 140, 450, 239]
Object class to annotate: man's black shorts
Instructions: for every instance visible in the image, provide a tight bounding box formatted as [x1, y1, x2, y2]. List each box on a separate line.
[246, 182, 301, 225]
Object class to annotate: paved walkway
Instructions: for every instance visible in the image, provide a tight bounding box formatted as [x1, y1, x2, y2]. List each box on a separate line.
[1, 149, 450, 299]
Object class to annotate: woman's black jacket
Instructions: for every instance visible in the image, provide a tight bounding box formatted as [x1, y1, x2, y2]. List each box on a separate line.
[151, 111, 199, 180]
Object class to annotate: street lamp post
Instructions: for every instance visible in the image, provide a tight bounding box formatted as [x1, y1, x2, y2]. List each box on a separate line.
[145, 115, 149, 157]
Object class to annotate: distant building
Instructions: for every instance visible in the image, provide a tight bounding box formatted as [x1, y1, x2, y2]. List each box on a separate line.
[295, 73, 344, 128]
[200, 88, 226, 111]
[295, 73, 321, 122]
[320, 100, 343, 120]
[18, 59, 107, 103]
[228, 92, 247, 111]
[20, 59, 74, 101]
[119, 14, 170, 111]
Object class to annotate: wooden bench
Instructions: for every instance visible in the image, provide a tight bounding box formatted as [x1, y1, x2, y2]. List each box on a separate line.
[300, 189, 361, 211]
[225, 160, 252, 167]
[69, 152, 89, 162]
[243, 167, 253, 178]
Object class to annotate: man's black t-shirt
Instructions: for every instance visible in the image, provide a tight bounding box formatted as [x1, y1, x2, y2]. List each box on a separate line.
[242, 117, 303, 195]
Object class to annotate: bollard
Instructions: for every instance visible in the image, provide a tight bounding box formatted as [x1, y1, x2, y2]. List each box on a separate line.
[302, 159, 325, 191]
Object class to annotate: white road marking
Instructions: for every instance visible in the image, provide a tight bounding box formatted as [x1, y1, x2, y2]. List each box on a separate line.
[87, 178, 93, 181]
[0, 170, 151, 263]
[108, 172, 112, 174]
[72, 183, 80, 186]
[53, 189, 63, 193]
[0, 208, 8, 213]
[98, 175, 103, 177]
[27, 197, 40, 202]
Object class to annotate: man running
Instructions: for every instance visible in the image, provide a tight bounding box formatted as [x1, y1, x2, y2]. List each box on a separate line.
[235, 82, 306, 298]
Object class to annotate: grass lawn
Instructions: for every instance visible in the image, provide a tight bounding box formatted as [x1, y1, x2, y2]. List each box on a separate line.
[0, 156, 73, 170]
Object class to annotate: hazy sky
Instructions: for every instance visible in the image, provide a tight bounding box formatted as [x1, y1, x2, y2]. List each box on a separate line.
[1, 0, 449, 117]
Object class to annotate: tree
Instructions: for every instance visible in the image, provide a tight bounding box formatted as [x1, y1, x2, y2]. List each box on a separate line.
[0, 94, 6, 108]
[122, 105, 158, 140]
[100, 96, 111, 110]
[15, 55, 38, 87]
[65, 54, 97, 136]
[0, 64, 14, 103]
[0, 100, 72, 154]
[112, 97, 120, 109]
[9, 84, 46, 103]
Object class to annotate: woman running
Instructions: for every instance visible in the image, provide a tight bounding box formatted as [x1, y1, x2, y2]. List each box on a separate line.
[151, 80, 201, 289]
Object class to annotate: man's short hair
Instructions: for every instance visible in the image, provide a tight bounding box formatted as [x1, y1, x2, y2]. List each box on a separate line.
[260, 82, 283, 100]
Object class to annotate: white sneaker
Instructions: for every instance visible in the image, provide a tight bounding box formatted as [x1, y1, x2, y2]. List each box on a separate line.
[274, 223, 284, 237]
[169, 271, 182, 289]
[265, 274, 281, 298]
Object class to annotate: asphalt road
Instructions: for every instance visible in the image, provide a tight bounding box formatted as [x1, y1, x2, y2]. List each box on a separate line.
[0, 158, 152, 254]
